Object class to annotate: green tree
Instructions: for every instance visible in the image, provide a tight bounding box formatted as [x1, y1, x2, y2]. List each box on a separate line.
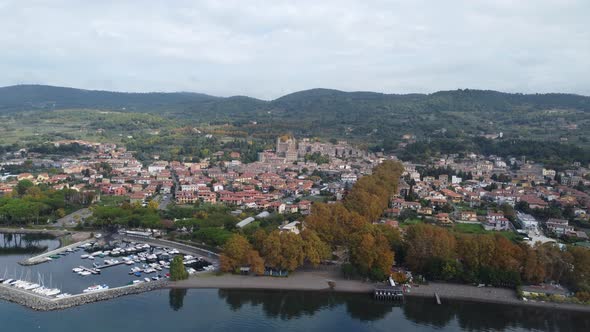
[170, 255, 189, 281]
[15, 180, 34, 197]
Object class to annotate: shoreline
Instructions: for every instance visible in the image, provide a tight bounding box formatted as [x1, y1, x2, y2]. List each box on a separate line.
[3, 227, 588, 313]
[0, 227, 68, 237]
[169, 272, 590, 313]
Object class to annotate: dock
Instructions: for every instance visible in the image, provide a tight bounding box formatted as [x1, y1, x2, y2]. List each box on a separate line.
[93, 260, 127, 270]
[374, 286, 404, 301]
[20, 239, 93, 266]
[78, 266, 100, 275]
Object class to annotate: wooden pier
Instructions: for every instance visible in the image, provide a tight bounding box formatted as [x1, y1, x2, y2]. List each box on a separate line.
[374, 286, 404, 301]
[78, 266, 100, 275]
[93, 261, 127, 270]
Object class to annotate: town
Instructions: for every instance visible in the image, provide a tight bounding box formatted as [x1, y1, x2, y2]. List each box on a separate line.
[1, 134, 590, 307]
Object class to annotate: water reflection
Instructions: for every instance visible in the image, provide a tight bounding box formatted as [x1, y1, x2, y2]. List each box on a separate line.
[216, 289, 590, 331]
[0, 233, 54, 255]
[217, 289, 394, 321]
[169, 288, 188, 311]
[403, 297, 590, 331]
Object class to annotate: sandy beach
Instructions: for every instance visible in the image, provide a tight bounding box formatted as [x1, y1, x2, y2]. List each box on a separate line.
[170, 271, 590, 313]
[171, 270, 375, 293]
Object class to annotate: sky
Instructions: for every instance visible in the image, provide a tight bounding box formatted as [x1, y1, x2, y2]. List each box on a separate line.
[0, 0, 589, 99]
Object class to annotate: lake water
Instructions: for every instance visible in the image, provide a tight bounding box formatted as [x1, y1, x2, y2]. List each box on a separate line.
[0, 233, 167, 294]
[2, 233, 589, 331]
[1, 288, 589, 332]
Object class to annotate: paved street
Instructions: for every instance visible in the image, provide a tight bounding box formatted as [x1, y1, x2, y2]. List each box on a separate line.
[153, 194, 171, 210]
[53, 208, 93, 228]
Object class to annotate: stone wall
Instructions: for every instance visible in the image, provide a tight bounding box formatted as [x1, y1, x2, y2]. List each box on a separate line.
[20, 239, 93, 266]
[0, 280, 168, 311]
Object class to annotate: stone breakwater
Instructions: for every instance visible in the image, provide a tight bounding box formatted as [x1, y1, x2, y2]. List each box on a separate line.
[19, 239, 93, 266]
[0, 280, 168, 311]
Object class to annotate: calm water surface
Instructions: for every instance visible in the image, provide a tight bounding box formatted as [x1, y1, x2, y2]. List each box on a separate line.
[0, 233, 165, 294]
[1, 233, 589, 332]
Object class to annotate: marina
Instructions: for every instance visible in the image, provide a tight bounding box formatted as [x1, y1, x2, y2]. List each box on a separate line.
[0, 232, 215, 310]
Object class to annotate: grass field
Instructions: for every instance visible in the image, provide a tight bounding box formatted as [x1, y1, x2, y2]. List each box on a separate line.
[453, 223, 487, 234]
[452, 222, 521, 242]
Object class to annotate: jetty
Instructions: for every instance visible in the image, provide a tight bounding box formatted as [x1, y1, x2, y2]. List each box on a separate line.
[94, 260, 126, 270]
[374, 286, 404, 301]
[20, 239, 93, 266]
[78, 266, 100, 275]
[0, 279, 168, 311]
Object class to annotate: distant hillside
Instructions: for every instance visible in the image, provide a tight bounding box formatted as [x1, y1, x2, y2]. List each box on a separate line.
[1, 84, 589, 151]
[0, 84, 267, 114]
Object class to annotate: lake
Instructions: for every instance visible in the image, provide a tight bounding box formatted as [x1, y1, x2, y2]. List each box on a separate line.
[1, 232, 589, 331]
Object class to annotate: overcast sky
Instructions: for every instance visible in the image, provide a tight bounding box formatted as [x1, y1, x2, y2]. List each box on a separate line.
[0, 0, 588, 99]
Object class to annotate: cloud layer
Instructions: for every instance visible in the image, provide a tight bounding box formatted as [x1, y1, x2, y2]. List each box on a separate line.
[1, 0, 588, 99]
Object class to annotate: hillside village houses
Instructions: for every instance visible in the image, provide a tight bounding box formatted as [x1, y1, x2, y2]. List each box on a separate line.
[1, 137, 590, 244]
[390, 154, 590, 242]
[0, 136, 381, 214]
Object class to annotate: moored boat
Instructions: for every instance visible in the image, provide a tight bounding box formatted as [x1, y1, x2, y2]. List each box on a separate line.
[83, 284, 109, 293]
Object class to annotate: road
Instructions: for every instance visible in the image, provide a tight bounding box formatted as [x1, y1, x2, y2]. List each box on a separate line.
[152, 194, 171, 210]
[527, 225, 556, 245]
[53, 208, 93, 228]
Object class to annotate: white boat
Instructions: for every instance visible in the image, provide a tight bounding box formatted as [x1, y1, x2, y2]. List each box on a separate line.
[24, 283, 40, 290]
[83, 284, 109, 293]
[80, 254, 89, 259]
[56, 293, 72, 299]
[79, 271, 92, 276]
[45, 288, 61, 297]
[91, 251, 103, 256]
[144, 278, 150, 282]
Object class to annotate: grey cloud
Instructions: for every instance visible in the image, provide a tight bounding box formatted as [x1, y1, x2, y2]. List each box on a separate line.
[0, 0, 588, 99]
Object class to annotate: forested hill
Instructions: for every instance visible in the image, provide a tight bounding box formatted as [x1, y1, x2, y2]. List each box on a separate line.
[1, 85, 589, 151]
[2, 85, 588, 115]
[0, 84, 266, 114]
